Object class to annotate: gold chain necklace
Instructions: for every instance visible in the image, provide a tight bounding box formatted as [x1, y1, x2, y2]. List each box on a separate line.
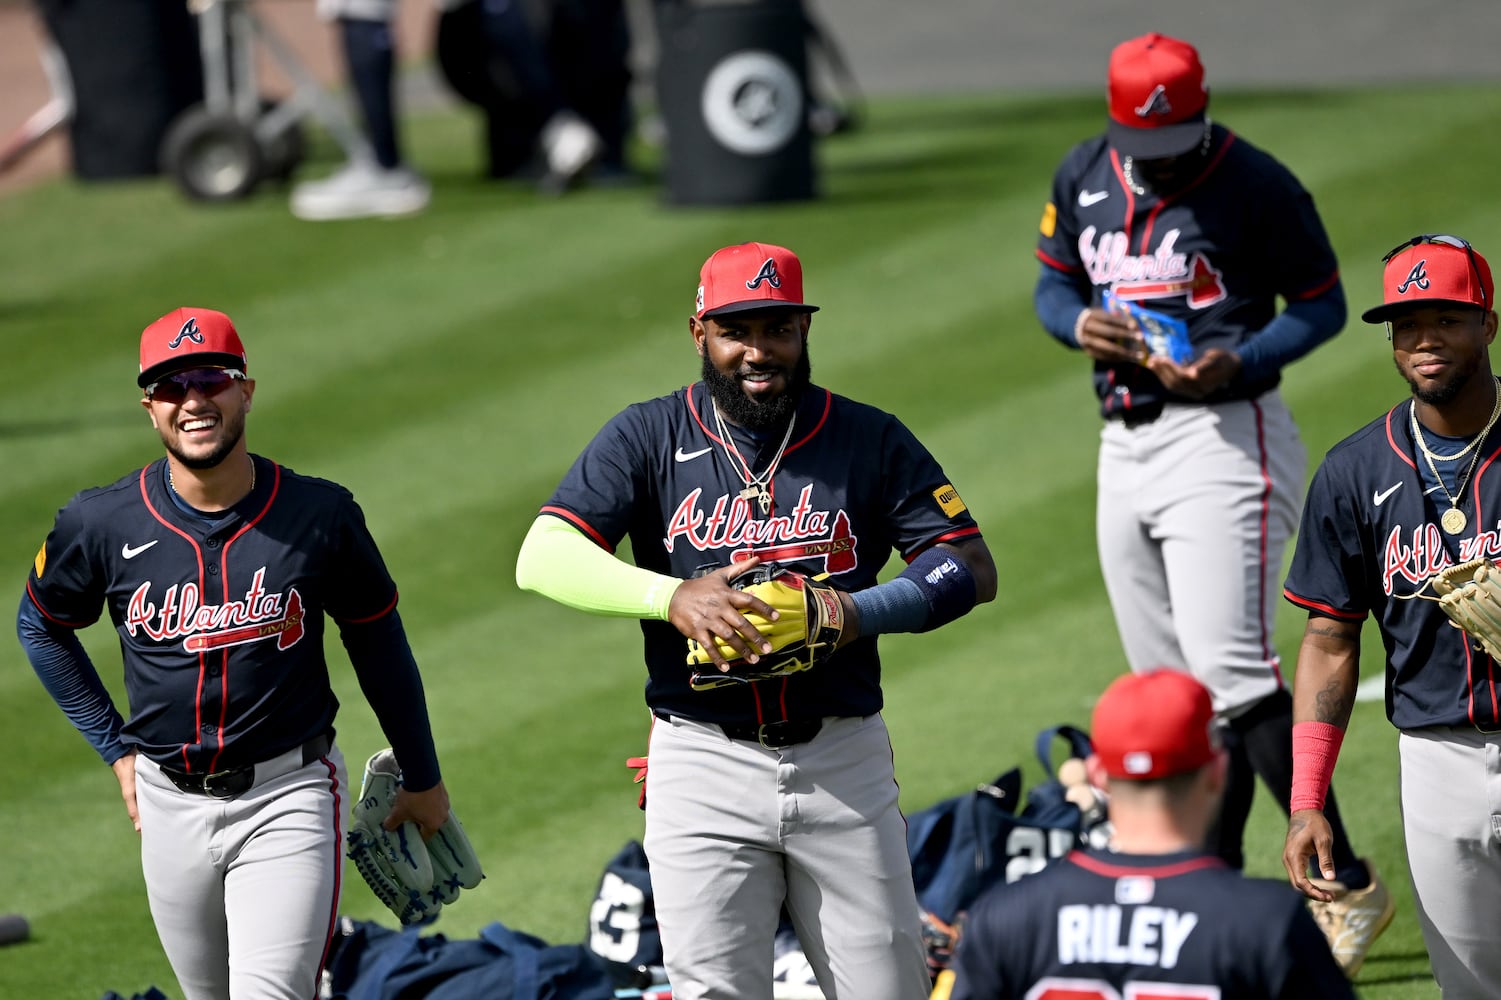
[711, 402, 795, 516]
[1411, 381, 1501, 535]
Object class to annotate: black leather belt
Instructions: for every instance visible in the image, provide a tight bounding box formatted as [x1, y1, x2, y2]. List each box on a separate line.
[1111, 403, 1164, 428]
[159, 733, 331, 798]
[720, 719, 822, 750]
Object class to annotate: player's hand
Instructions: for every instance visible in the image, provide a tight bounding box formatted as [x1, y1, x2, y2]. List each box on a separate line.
[1283, 808, 1337, 901]
[1075, 308, 1147, 364]
[385, 779, 452, 843]
[668, 557, 779, 671]
[1145, 347, 1242, 398]
[111, 750, 140, 833]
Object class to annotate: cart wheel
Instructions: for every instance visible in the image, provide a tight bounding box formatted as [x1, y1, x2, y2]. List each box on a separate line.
[160, 107, 264, 202]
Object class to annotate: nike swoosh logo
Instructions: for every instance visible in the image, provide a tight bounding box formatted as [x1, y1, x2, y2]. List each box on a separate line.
[1078, 190, 1109, 207]
[674, 446, 713, 463]
[1373, 483, 1403, 506]
[1424, 484, 1445, 495]
[122, 540, 159, 559]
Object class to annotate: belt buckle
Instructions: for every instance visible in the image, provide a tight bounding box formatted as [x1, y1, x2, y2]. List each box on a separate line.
[757, 720, 813, 750]
[201, 768, 251, 798]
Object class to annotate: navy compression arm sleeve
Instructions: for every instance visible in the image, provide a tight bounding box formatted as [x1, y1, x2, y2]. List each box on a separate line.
[1234, 284, 1346, 384]
[340, 608, 441, 791]
[1034, 265, 1092, 348]
[16, 594, 129, 763]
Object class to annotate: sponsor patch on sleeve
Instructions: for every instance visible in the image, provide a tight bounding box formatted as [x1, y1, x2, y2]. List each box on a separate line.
[933, 484, 967, 518]
[1040, 201, 1057, 238]
[33, 541, 46, 578]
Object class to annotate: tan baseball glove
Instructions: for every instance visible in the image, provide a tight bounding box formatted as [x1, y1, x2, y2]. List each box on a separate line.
[685, 563, 846, 690]
[1431, 558, 1501, 660]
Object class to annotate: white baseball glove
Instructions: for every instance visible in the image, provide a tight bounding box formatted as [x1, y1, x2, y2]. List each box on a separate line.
[346, 748, 484, 925]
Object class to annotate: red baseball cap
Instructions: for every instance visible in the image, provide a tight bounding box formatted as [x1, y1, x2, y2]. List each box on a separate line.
[695, 242, 819, 320]
[1106, 33, 1209, 160]
[1361, 237, 1494, 323]
[1090, 669, 1220, 780]
[138, 307, 248, 388]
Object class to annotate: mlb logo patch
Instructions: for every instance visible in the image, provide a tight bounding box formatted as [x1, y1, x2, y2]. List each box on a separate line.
[1116, 875, 1156, 905]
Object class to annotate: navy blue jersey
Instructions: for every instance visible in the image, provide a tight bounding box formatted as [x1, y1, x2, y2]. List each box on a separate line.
[541, 381, 982, 724]
[1284, 400, 1501, 730]
[25, 456, 399, 773]
[947, 849, 1352, 1000]
[1037, 125, 1340, 419]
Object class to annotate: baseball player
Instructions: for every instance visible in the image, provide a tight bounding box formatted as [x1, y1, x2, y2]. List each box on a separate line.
[1284, 235, 1501, 997]
[942, 670, 1354, 1000]
[15, 307, 453, 999]
[515, 241, 998, 1000]
[1031, 30, 1390, 971]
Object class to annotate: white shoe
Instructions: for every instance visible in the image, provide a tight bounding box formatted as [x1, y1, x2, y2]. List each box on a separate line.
[536, 111, 603, 195]
[290, 161, 431, 221]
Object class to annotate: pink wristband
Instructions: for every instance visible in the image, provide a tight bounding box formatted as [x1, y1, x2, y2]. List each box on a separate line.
[1290, 721, 1344, 812]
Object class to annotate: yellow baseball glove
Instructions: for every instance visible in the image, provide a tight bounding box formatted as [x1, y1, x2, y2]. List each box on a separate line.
[686, 564, 846, 690]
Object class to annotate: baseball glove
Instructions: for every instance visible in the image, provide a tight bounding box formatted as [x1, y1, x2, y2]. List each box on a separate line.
[1431, 558, 1501, 660]
[346, 748, 484, 926]
[685, 563, 846, 691]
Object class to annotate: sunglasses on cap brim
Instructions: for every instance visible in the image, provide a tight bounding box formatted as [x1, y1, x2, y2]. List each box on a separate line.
[144, 368, 246, 403]
[1382, 233, 1488, 311]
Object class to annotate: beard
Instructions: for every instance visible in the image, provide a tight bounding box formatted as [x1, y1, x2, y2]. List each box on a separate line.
[162, 409, 246, 470]
[1399, 350, 1486, 406]
[702, 342, 812, 430]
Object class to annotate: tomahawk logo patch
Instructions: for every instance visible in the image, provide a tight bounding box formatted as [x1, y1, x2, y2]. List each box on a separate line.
[1134, 84, 1172, 119]
[1398, 260, 1430, 294]
[169, 317, 205, 349]
[746, 258, 781, 291]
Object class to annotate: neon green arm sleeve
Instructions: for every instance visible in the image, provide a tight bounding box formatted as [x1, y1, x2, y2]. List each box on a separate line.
[514, 514, 681, 621]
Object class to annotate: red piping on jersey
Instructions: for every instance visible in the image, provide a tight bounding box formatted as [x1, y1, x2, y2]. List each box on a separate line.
[1468, 444, 1501, 726]
[199, 461, 282, 771]
[1135, 133, 1237, 254]
[1290, 270, 1341, 302]
[1035, 248, 1080, 274]
[338, 593, 399, 626]
[1384, 406, 1419, 469]
[23, 581, 95, 627]
[138, 465, 212, 771]
[1108, 149, 1135, 242]
[539, 506, 615, 554]
[903, 528, 981, 562]
[751, 683, 767, 726]
[1282, 589, 1364, 621]
[685, 382, 833, 454]
[1249, 398, 1282, 684]
[1066, 849, 1226, 879]
[313, 755, 344, 991]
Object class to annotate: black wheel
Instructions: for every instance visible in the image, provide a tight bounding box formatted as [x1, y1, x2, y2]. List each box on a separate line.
[159, 106, 264, 202]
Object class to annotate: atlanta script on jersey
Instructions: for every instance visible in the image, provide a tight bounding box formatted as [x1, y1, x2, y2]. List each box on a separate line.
[1285, 401, 1501, 730]
[947, 849, 1352, 1000]
[540, 382, 982, 725]
[25, 456, 399, 773]
[1037, 124, 1340, 420]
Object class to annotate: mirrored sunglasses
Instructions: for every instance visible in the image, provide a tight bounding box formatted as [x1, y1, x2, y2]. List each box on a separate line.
[1382, 233, 1488, 309]
[145, 368, 245, 403]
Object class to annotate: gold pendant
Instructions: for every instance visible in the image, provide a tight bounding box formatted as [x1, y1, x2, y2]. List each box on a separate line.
[1442, 507, 1468, 535]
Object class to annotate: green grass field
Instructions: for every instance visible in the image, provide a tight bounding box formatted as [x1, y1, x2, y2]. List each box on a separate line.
[5, 80, 1501, 998]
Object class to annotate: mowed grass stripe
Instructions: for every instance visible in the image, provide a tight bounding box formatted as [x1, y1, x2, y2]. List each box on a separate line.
[8, 83, 1501, 996]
